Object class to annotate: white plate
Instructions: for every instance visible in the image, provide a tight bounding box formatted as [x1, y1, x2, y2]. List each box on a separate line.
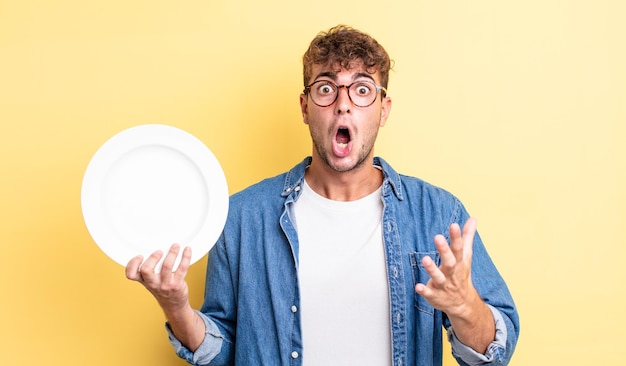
[81, 124, 228, 271]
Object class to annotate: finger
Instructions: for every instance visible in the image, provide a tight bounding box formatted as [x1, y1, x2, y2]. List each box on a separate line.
[415, 282, 433, 298]
[434, 234, 456, 274]
[172, 246, 193, 282]
[461, 218, 477, 260]
[421, 255, 446, 287]
[160, 243, 181, 275]
[448, 223, 465, 261]
[125, 255, 144, 281]
[139, 250, 164, 283]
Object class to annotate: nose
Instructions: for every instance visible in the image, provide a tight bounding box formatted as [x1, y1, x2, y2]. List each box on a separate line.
[335, 85, 352, 114]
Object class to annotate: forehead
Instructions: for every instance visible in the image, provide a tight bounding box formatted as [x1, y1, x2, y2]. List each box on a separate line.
[309, 61, 381, 84]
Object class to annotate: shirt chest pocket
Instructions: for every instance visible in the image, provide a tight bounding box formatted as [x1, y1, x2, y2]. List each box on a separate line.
[409, 251, 440, 315]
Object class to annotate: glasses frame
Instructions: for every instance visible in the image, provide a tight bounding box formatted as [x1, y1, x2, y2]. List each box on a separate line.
[303, 79, 387, 108]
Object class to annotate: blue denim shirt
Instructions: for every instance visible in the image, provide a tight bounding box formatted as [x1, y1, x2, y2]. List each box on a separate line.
[168, 157, 520, 365]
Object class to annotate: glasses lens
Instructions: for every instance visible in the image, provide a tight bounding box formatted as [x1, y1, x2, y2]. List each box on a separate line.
[349, 81, 377, 107]
[309, 81, 337, 107]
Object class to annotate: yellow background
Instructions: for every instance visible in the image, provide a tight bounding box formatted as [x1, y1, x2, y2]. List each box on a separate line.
[1, 1, 624, 365]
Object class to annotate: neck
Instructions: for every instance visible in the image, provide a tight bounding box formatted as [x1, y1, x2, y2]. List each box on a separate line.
[305, 158, 383, 201]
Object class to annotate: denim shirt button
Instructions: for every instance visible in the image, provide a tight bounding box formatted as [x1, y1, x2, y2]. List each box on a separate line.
[291, 351, 299, 359]
[294, 185, 301, 192]
[291, 305, 298, 313]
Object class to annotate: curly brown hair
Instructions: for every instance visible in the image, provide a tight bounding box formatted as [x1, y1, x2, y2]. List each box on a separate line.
[302, 25, 392, 91]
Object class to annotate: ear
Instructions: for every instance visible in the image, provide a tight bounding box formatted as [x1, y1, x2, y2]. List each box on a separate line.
[379, 96, 392, 127]
[300, 93, 309, 124]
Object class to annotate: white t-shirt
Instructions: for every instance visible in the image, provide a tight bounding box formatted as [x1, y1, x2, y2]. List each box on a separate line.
[293, 179, 391, 365]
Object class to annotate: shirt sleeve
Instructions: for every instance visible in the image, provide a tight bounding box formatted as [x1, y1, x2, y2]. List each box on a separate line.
[165, 310, 224, 365]
[447, 304, 508, 365]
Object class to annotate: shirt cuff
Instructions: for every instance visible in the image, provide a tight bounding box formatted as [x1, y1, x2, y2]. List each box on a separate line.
[165, 310, 224, 365]
[447, 304, 507, 365]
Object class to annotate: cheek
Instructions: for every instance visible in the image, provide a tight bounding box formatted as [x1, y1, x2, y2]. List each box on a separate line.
[303, 107, 325, 127]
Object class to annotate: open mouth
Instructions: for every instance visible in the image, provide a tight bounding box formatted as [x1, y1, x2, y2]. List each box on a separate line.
[333, 127, 352, 157]
[336, 127, 350, 148]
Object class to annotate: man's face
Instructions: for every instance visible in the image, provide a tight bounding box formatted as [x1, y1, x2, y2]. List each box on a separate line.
[299, 62, 392, 173]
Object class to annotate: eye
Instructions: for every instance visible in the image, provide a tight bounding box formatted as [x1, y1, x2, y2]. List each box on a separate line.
[354, 82, 372, 96]
[316, 83, 335, 95]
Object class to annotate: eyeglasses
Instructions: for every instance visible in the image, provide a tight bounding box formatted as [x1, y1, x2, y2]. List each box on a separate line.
[303, 80, 387, 107]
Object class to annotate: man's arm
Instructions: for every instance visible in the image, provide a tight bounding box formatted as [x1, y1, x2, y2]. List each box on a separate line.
[126, 244, 206, 351]
[415, 218, 496, 354]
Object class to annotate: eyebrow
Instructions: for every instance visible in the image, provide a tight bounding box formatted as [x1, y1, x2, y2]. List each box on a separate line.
[312, 71, 376, 83]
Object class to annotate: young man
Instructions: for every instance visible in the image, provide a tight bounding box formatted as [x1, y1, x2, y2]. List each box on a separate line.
[126, 25, 520, 366]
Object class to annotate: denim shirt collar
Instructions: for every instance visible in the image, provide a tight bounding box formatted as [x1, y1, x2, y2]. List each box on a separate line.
[280, 156, 404, 201]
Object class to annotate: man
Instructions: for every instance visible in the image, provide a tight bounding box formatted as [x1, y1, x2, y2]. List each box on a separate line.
[126, 25, 519, 365]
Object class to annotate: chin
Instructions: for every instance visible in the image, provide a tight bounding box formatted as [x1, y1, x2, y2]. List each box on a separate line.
[327, 155, 369, 173]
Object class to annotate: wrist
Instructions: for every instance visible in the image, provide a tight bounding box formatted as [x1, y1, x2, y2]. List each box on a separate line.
[160, 299, 193, 322]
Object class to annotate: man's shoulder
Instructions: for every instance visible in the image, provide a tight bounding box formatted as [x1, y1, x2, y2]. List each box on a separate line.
[377, 156, 458, 203]
[398, 173, 459, 202]
[230, 172, 287, 203]
[398, 173, 452, 193]
[229, 158, 309, 203]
